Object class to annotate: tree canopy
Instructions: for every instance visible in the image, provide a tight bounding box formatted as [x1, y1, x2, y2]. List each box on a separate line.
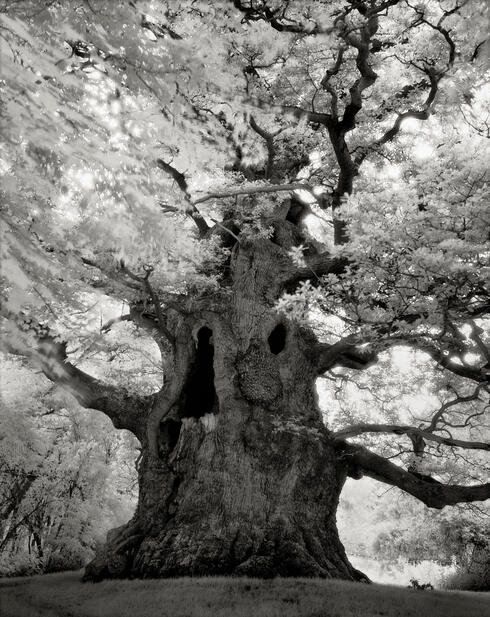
[1, 0, 489, 581]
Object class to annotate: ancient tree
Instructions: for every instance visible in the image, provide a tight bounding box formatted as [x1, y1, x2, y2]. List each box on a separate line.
[1, 0, 489, 580]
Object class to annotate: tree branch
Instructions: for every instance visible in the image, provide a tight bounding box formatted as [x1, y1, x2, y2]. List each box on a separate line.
[192, 181, 316, 205]
[355, 0, 463, 164]
[355, 68, 438, 164]
[119, 262, 175, 345]
[363, 333, 489, 385]
[249, 115, 280, 180]
[427, 383, 488, 432]
[1, 318, 149, 439]
[319, 47, 346, 120]
[336, 440, 490, 508]
[315, 336, 378, 374]
[231, 0, 333, 35]
[338, 13, 379, 133]
[416, 342, 489, 384]
[333, 423, 490, 451]
[156, 159, 209, 236]
[100, 314, 131, 333]
[280, 105, 332, 126]
[285, 252, 348, 286]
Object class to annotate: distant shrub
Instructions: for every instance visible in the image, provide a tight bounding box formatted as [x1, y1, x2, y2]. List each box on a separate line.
[0, 553, 41, 577]
[42, 549, 87, 574]
[443, 568, 489, 592]
[0, 547, 89, 577]
[408, 578, 433, 590]
[442, 544, 489, 591]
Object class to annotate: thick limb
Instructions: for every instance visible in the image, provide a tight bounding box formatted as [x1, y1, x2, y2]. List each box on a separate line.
[314, 337, 378, 373]
[336, 440, 490, 509]
[146, 321, 195, 458]
[333, 423, 490, 451]
[2, 319, 150, 438]
[285, 252, 349, 286]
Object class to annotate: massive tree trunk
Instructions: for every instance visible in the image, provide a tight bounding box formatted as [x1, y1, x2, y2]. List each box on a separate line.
[84, 237, 366, 581]
[8, 228, 487, 583]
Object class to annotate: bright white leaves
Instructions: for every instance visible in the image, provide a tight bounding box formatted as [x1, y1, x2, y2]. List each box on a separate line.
[0, 356, 138, 575]
[1, 1, 225, 322]
[1, 0, 488, 345]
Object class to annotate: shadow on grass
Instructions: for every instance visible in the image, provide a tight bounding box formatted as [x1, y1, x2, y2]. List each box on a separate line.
[0, 570, 488, 617]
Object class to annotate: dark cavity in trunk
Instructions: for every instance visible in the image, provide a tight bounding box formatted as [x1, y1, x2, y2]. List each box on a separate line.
[268, 323, 287, 355]
[182, 326, 217, 418]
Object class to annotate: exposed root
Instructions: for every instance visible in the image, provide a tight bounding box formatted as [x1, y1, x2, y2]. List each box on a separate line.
[83, 521, 143, 582]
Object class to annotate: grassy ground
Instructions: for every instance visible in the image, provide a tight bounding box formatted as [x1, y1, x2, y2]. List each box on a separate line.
[0, 571, 488, 617]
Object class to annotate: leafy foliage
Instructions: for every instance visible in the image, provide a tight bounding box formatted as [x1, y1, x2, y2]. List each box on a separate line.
[0, 357, 137, 576]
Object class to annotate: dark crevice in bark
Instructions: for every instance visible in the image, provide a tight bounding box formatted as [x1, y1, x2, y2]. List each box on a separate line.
[159, 419, 182, 453]
[269, 218, 305, 250]
[268, 323, 287, 355]
[285, 197, 309, 225]
[180, 326, 217, 418]
[163, 475, 181, 524]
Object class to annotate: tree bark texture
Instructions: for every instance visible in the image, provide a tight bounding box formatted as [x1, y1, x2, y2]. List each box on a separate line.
[84, 239, 366, 581]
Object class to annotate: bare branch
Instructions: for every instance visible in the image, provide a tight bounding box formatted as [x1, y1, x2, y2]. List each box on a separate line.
[100, 314, 130, 333]
[356, 69, 438, 163]
[428, 383, 488, 432]
[156, 159, 209, 236]
[419, 342, 489, 384]
[231, 0, 333, 35]
[119, 262, 175, 345]
[192, 181, 316, 206]
[249, 115, 282, 180]
[338, 13, 379, 133]
[355, 0, 464, 162]
[319, 47, 346, 120]
[1, 316, 149, 439]
[333, 423, 490, 451]
[337, 440, 490, 508]
[315, 337, 378, 374]
[369, 334, 490, 385]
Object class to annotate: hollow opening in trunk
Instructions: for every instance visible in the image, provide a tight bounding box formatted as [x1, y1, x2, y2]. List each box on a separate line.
[268, 323, 287, 355]
[159, 418, 182, 452]
[181, 327, 217, 418]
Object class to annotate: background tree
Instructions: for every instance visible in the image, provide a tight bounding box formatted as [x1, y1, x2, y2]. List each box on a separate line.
[332, 353, 489, 588]
[0, 0, 488, 581]
[0, 357, 138, 576]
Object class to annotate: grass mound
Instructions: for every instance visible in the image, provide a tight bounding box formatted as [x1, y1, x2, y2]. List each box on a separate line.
[0, 570, 488, 617]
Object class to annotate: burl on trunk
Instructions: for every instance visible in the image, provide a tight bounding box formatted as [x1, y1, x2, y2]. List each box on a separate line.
[84, 238, 364, 581]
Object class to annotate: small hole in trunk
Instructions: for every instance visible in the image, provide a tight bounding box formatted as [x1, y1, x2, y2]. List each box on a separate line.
[268, 323, 286, 354]
[181, 327, 217, 418]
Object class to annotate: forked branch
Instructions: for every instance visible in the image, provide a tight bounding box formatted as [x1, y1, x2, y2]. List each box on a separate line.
[119, 261, 175, 345]
[249, 115, 283, 180]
